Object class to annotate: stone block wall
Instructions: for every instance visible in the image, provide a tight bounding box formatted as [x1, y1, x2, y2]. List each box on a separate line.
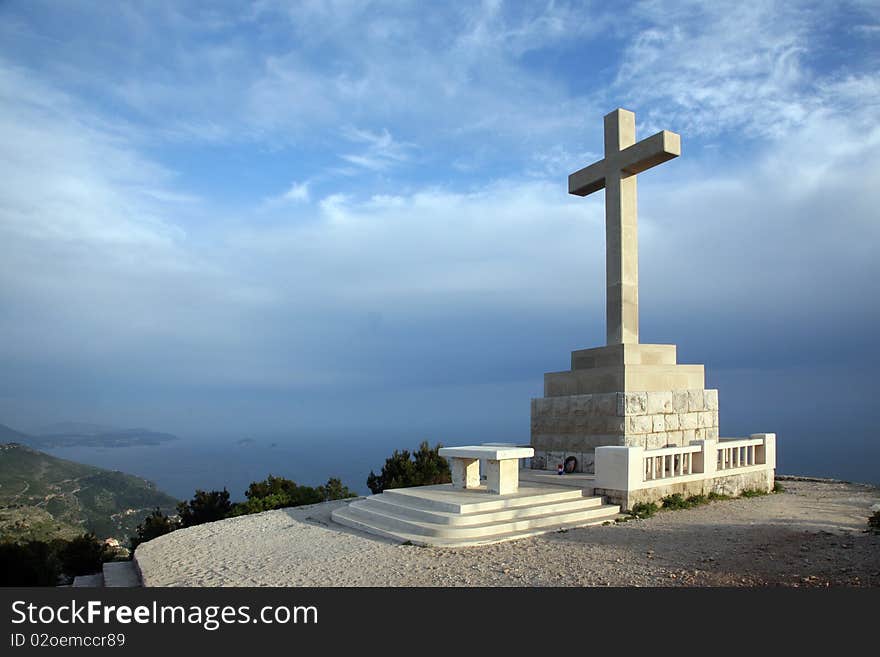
[593, 467, 774, 511]
[530, 388, 719, 473]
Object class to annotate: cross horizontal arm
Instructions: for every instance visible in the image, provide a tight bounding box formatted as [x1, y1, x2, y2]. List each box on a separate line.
[568, 130, 680, 198]
[618, 130, 680, 175]
[568, 159, 607, 197]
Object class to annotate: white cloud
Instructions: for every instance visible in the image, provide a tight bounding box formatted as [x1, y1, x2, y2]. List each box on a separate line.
[614, 1, 880, 143]
[0, 60, 273, 377]
[284, 182, 309, 201]
[337, 127, 414, 172]
[260, 181, 313, 210]
[281, 181, 311, 203]
[0, 2, 604, 158]
[0, 62, 182, 251]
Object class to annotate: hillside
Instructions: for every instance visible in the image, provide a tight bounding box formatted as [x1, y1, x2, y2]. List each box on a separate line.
[0, 422, 30, 442]
[0, 443, 178, 543]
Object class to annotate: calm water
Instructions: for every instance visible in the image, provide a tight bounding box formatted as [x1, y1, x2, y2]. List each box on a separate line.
[43, 435, 418, 501]
[43, 427, 879, 503]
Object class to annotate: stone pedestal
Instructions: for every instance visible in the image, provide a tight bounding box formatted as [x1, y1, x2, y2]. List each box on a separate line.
[530, 343, 718, 473]
[450, 457, 480, 489]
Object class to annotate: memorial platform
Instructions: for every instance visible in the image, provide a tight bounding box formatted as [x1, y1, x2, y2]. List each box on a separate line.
[330, 481, 620, 547]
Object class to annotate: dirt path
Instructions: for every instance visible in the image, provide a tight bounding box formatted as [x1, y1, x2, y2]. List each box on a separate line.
[136, 479, 880, 587]
[10, 479, 29, 502]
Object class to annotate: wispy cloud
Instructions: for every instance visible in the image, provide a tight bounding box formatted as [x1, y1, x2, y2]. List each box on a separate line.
[282, 181, 310, 202]
[614, 1, 880, 141]
[339, 127, 413, 171]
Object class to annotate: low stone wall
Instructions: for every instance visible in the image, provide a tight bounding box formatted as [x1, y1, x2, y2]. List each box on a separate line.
[530, 388, 719, 473]
[594, 467, 774, 511]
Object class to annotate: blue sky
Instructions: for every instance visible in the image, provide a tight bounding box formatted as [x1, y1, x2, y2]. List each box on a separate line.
[1, 1, 878, 480]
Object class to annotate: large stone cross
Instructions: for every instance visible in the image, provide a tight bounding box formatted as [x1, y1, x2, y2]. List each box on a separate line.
[569, 108, 680, 345]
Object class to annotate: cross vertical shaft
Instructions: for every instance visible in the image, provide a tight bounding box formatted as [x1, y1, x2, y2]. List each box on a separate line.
[568, 108, 680, 346]
[604, 110, 639, 345]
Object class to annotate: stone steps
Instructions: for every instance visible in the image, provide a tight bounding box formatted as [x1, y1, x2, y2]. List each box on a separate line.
[72, 573, 104, 587]
[381, 484, 586, 513]
[70, 561, 140, 588]
[366, 493, 605, 526]
[102, 560, 140, 587]
[340, 500, 620, 539]
[331, 483, 620, 547]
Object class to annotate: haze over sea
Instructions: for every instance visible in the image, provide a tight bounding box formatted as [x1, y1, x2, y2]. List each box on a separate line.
[42, 435, 394, 500]
[40, 362, 880, 503]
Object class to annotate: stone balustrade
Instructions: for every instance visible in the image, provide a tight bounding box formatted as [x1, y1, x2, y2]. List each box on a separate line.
[643, 444, 702, 481]
[592, 434, 776, 509]
[716, 437, 766, 471]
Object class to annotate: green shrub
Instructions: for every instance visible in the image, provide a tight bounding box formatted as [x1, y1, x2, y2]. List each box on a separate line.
[57, 533, 105, 576]
[740, 488, 769, 498]
[773, 481, 786, 493]
[661, 493, 711, 510]
[1, 534, 110, 585]
[367, 441, 451, 494]
[318, 477, 357, 502]
[707, 492, 732, 501]
[232, 494, 285, 516]
[686, 494, 709, 507]
[232, 475, 357, 516]
[868, 510, 880, 534]
[0, 540, 61, 586]
[661, 493, 688, 509]
[244, 475, 322, 507]
[629, 501, 659, 519]
[177, 489, 232, 528]
[130, 508, 179, 551]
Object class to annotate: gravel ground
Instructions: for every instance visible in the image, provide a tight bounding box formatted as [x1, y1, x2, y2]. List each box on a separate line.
[136, 479, 880, 587]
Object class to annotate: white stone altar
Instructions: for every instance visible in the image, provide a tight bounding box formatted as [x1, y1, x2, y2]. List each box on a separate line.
[438, 445, 534, 495]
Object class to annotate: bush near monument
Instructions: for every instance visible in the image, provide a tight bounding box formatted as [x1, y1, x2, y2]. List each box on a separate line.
[0, 532, 112, 586]
[232, 476, 356, 516]
[661, 493, 707, 510]
[367, 441, 451, 494]
[0, 540, 61, 586]
[57, 532, 105, 576]
[126, 476, 358, 550]
[628, 486, 788, 520]
[176, 489, 233, 528]
[629, 501, 659, 519]
[130, 508, 179, 551]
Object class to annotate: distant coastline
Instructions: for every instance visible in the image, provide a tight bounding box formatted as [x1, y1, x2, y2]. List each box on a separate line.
[0, 421, 179, 449]
[22, 429, 179, 449]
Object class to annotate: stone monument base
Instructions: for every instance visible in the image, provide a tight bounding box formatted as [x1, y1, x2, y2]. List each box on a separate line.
[530, 343, 718, 473]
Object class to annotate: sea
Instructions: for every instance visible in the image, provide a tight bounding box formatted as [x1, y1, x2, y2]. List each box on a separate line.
[42, 433, 424, 501]
[41, 426, 880, 503]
